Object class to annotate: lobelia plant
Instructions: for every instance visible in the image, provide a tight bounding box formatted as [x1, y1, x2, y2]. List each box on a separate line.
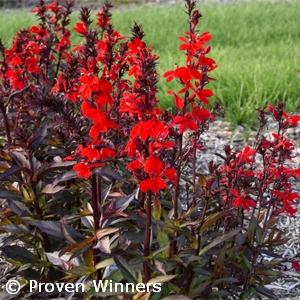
[0, 0, 300, 299]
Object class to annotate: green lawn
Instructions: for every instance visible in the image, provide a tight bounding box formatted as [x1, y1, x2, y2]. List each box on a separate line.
[1, 1, 300, 128]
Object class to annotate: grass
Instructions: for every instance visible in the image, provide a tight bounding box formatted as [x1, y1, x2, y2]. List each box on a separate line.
[0, 0, 300, 127]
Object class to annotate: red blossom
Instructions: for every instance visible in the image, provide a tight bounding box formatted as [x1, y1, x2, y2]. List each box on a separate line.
[140, 177, 167, 194]
[144, 155, 164, 176]
[292, 261, 300, 272]
[272, 133, 294, 151]
[236, 146, 256, 164]
[272, 188, 299, 216]
[126, 38, 146, 56]
[230, 188, 256, 211]
[73, 22, 88, 35]
[73, 162, 103, 179]
[173, 113, 198, 134]
[191, 108, 215, 123]
[163, 66, 201, 84]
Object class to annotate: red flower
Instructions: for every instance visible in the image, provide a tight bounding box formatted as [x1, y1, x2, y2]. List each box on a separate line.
[73, 22, 88, 35]
[173, 113, 198, 133]
[236, 146, 256, 164]
[164, 168, 177, 182]
[272, 133, 294, 151]
[100, 148, 116, 161]
[73, 162, 103, 179]
[140, 177, 167, 194]
[178, 34, 204, 53]
[292, 261, 300, 272]
[189, 84, 214, 105]
[131, 119, 165, 141]
[272, 188, 299, 216]
[126, 38, 145, 56]
[230, 188, 256, 211]
[282, 111, 300, 127]
[81, 146, 100, 162]
[123, 140, 137, 157]
[191, 108, 214, 123]
[126, 159, 143, 171]
[163, 66, 201, 84]
[144, 155, 164, 176]
[167, 90, 184, 109]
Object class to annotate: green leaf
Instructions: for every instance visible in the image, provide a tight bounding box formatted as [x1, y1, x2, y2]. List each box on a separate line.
[153, 196, 161, 220]
[95, 258, 114, 269]
[256, 225, 263, 245]
[248, 217, 257, 243]
[1, 245, 40, 264]
[199, 209, 233, 235]
[242, 255, 252, 271]
[199, 228, 241, 256]
[198, 174, 208, 187]
[255, 269, 280, 276]
[66, 265, 96, 277]
[114, 256, 138, 284]
[148, 275, 176, 284]
[157, 230, 169, 247]
[152, 245, 169, 257]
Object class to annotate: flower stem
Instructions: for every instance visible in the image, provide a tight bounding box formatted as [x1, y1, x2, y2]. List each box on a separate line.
[143, 190, 152, 283]
[92, 174, 102, 282]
